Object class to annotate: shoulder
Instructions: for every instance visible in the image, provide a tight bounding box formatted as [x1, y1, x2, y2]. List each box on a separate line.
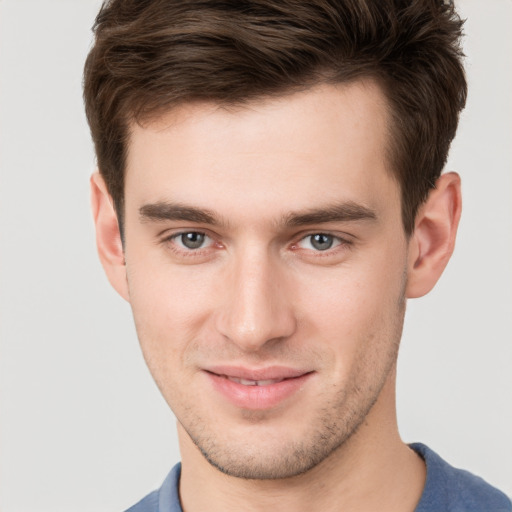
[125, 490, 159, 512]
[412, 443, 512, 512]
[124, 463, 182, 512]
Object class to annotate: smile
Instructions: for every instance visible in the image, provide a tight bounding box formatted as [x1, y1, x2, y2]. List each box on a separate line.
[204, 367, 314, 410]
[225, 376, 285, 386]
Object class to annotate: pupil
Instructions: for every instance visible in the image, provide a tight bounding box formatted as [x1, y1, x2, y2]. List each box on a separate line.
[182, 232, 205, 249]
[311, 234, 333, 251]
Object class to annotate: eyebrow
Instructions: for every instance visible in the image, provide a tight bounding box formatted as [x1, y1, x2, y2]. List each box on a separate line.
[139, 202, 222, 225]
[283, 202, 377, 227]
[139, 200, 377, 228]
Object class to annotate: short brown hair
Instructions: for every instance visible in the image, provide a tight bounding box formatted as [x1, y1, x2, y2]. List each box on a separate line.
[83, 0, 466, 234]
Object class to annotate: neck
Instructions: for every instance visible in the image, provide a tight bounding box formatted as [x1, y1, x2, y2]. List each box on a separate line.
[178, 372, 425, 512]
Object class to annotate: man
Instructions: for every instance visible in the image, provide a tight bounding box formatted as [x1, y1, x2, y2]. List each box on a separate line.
[83, 1, 511, 511]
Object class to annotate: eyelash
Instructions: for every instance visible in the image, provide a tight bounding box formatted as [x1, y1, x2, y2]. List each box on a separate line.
[293, 233, 350, 252]
[160, 230, 353, 259]
[162, 231, 217, 257]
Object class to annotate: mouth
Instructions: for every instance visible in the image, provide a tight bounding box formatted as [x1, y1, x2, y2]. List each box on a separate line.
[203, 366, 314, 410]
[224, 376, 286, 386]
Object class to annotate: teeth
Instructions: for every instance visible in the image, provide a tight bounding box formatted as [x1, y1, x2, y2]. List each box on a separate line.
[227, 376, 284, 386]
[256, 379, 282, 386]
[240, 378, 258, 386]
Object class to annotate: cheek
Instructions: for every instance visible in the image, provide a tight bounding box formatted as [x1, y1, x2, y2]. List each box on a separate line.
[299, 260, 404, 324]
[125, 259, 217, 375]
[294, 257, 407, 367]
[126, 270, 207, 411]
[128, 247, 216, 320]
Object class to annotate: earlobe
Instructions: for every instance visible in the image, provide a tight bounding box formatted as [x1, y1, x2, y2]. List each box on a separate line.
[90, 172, 129, 301]
[406, 172, 462, 298]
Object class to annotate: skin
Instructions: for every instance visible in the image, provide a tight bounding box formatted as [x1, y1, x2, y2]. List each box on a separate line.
[91, 81, 461, 512]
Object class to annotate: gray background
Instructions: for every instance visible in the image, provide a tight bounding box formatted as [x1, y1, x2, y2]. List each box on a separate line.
[0, 1, 511, 510]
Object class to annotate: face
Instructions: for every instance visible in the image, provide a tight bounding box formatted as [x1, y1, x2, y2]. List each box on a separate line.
[122, 82, 410, 479]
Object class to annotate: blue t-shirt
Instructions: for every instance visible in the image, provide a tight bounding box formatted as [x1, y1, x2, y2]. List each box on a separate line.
[126, 443, 512, 511]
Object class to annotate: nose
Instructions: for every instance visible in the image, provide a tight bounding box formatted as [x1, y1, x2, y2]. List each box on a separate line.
[215, 247, 297, 352]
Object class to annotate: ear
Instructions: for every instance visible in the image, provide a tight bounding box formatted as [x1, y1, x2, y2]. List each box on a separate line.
[406, 172, 462, 298]
[90, 172, 129, 301]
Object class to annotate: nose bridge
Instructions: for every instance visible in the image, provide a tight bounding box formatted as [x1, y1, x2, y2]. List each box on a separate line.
[216, 243, 296, 351]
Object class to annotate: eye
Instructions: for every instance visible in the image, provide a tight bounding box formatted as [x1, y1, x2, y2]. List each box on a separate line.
[172, 232, 212, 250]
[297, 233, 342, 251]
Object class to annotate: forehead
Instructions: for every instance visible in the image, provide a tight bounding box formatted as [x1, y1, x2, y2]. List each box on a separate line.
[124, 81, 399, 222]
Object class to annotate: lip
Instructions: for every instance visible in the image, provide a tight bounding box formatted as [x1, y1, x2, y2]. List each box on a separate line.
[203, 366, 314, 410]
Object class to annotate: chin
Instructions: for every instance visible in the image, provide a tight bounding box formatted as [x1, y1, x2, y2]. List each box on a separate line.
[198, 443, 328, 480]
[182, 411, 364, 481]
